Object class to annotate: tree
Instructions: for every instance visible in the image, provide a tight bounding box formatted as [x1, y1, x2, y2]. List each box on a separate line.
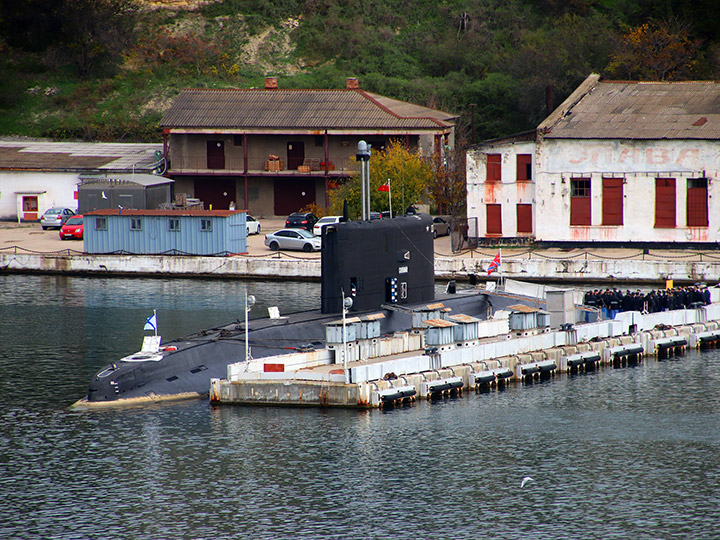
[55, 0, 139, 77]
[329, 140, 435, 219]
[428, 145, 467, 217]
[606, 20, 703, 81]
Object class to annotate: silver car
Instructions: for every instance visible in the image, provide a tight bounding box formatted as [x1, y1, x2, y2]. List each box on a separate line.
[41, 207, 76, 230]
[265, 228, 321, 252]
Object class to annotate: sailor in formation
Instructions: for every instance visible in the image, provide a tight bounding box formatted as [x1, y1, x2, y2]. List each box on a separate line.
[583, 286, 711, 317]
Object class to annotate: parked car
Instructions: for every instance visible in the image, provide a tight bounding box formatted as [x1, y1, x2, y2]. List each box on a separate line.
[285, 212, 318, 231]
[313, 215, 342, 236]
[246, 215, 261, 235]
[41, 207, 75, 230]
[265, 229, 322, 252]
[59, 215, 84, 240]
[369, 211, 382, 220]
[431, 215, 452, 238]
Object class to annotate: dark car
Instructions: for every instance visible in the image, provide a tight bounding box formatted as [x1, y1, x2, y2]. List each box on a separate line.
[285, 212, 318, 231]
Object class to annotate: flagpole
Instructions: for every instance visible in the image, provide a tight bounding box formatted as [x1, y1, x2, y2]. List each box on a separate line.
[388, 178, 392, 219]
[153, 309, 157, 337]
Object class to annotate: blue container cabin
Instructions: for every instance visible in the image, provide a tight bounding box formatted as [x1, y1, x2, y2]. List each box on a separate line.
[84, 209, 247, 256]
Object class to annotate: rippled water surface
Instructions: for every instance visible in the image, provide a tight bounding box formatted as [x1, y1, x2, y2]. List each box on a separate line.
[1, 274, 719, 539]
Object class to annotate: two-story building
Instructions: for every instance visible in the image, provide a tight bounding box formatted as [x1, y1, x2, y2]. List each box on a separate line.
[160, 77, 457, 216]
[467, 74, 720, 247]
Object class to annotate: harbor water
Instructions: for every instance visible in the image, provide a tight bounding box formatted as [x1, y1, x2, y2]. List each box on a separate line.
[1, 274, 719, 539]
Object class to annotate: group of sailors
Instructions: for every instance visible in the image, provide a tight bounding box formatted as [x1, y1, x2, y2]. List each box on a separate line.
[583, 286, 711, 316]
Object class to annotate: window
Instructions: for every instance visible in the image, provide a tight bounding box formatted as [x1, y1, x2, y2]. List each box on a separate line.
[130, 218, 142, 231]
[516, 154, 532, 181]
[655, 178, 676, 228]
[570, 178, 591, 226]
[201, 219, 213, 232]
[687, 178, 708, 227]
[486, 154, 501, 182]
[169, 218, 181, 232]
[486, 204, 502, 235]
[516, 204, 533, 233]
[22, 196, 38, 212]
[233, 134, 243, 146]
[315, 135, 324, 147]
[602, 178, 623, 226]
[95, 217, 107, 231]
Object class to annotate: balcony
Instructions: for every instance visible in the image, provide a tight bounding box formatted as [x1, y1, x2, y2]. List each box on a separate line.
[168, 155, 359, 177]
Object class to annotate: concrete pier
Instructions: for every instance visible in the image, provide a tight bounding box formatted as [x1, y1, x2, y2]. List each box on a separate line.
[2, 221, 720, 283]
[210, 303, 720, 408]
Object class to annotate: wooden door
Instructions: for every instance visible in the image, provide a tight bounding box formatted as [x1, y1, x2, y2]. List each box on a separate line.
[486, 204, 502, 235]
[286, 141, 305, 170]
[655, 178, 676, 228]
[22, 196, 38, 221]
[274, 178, 315, 215]
[194, 178, 236, 210]
[207, 140, 225, 169]
[602, 178, 623, 226]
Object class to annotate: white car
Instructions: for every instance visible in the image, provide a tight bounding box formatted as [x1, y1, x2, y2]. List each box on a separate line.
[265, 229, 322, 252]
[313, 216, 342, 236]
[246, 215, 261, 235]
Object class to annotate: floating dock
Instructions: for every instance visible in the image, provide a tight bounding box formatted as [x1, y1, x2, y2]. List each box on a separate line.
[210, 302, 720, 408]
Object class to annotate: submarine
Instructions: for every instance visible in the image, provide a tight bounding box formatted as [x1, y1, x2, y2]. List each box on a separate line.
[75, 215, 527, 407]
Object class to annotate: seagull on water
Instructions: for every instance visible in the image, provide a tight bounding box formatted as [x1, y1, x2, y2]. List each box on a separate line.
[520, 476, 534, 488]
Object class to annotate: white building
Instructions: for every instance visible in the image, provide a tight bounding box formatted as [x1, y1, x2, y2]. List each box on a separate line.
[0, 140, 162, 222]
[467, 74, 720, 246]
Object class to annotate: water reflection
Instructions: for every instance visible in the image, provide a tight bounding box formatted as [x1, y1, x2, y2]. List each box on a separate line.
[1, 275, 720, 539]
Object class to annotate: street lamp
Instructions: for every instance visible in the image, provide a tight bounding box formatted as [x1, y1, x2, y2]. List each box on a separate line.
[245, 292, 256, 363]
[342, 291, 353, 384]
[356, 140, 371, 220]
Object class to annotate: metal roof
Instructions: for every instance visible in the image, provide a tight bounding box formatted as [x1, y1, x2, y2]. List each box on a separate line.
[542, 76, 720, 140]
[160, 89, 457, 131]
[422, 318, 457, 328]
[507, 304, 540, 313]
[0, 140, 163, 171]
[448, 314, 481, 324]
[86, 209, 243, 217]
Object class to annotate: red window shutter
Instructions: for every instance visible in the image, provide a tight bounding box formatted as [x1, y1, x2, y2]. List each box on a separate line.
[687, 182, 708, 227]
[486, 204, 502, 235]
[602, 178, 623, 226]
[516, 154, 532, 181]
[654, 178, 676, 228]
[486, 154, 501, 182]
[570, 178, 591, 226]
[516, 204, 532, 233]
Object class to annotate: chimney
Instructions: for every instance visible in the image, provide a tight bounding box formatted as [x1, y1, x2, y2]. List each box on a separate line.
[265, 77, 278, 90]
[346, 77, 359, 89]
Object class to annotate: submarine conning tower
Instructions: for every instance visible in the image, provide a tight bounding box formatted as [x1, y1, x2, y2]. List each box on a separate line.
[320, 214, 435, 314]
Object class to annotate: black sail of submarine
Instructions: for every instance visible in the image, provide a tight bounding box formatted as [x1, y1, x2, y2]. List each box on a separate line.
[80, 215, 503, 404]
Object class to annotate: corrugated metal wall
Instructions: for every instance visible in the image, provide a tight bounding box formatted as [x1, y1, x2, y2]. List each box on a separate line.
[85, 213, 247, 255]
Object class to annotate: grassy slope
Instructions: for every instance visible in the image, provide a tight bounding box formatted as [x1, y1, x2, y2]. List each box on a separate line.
[1, 0, 717, 143]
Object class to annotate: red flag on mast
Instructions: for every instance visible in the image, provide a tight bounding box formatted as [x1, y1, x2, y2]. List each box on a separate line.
[487, 251, 501, 276]
[378, 181, 389, 192]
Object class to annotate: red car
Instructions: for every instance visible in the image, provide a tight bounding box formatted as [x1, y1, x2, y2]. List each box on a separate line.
[59, 215, 84, 240]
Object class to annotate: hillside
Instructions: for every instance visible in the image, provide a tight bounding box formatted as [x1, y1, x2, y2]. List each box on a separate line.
[1, 0, 718, 145]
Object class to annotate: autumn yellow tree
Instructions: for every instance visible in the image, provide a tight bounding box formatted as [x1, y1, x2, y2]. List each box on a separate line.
[329, 139, 435, 218]
[606, 20, 702, 81]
